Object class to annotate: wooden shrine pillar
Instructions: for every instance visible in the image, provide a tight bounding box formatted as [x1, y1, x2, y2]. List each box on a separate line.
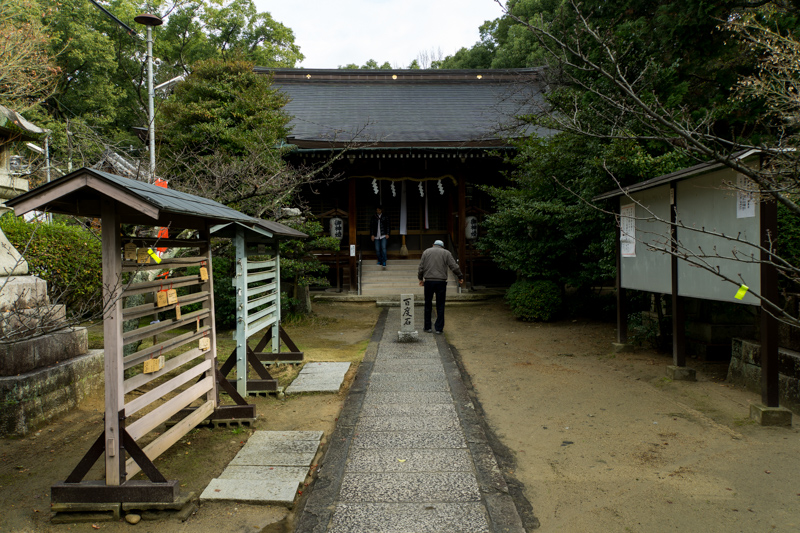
[760, 197, 779, 407]
[100, 199, 123, 485]
[615, 205, 628, 343]
[670, 183, 686, 366]
[348, 178, 357, 288]
[457, 175, 467, 281]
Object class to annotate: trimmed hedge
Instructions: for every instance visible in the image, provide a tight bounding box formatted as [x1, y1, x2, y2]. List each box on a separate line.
[505, 279, 562, 322]
[0, 215, 103, 315]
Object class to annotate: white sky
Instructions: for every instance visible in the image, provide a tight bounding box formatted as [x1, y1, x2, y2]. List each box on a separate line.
[253, 0, 506, 69]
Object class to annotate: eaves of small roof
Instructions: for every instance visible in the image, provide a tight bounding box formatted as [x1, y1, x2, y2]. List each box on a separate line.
[211, 219, 307, 242]
[593, 149, 761, 202]
[5, 167, 255, 227]
[262, 68, 551, 148]
[0, 105, 45, 141]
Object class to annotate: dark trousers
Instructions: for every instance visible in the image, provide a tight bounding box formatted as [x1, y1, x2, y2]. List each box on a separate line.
[423, 280, 447, 332]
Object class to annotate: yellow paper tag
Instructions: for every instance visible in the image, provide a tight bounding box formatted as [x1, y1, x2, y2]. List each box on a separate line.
[199, 267, 209, 281]
[137, 248, 150, 264]
[199, 337, 211, 351]
[175, 304, 182, 319]
[143, 355, 165, 374]
[735, 285, 749, 300]
[156, 290, 169, 307]
[124, 242, 137, 261]
[167, 289, 178, 305]
[147, 248, 162, 264]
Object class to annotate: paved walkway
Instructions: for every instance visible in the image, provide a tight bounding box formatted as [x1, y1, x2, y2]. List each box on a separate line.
[295, 308, 524, 533]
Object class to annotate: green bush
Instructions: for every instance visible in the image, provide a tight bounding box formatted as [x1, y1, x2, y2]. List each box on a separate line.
[505, 279, 562, 321]
[0, 214, 103, 315]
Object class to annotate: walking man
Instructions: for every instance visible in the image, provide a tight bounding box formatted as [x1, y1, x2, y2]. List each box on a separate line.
[370, 205, 390, 267]
[418, 240, 464, 334]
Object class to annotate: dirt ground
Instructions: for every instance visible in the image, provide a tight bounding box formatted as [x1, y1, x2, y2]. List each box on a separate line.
[2, 300, 799, 533]
[446, 302, 800, 532]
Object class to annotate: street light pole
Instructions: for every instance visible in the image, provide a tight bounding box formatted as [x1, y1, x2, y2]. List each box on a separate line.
[134, 13, 163, 184]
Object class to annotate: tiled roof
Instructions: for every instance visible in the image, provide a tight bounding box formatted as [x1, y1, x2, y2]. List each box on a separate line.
[263, 68, 550, 147]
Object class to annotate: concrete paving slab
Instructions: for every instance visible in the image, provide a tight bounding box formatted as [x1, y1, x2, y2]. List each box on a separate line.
[329, 502, 490, 533]
[369, 371, 447, 383]
[230, 450, 317, 467]
[366, 381, 450, 392]
[200, 478, 298, 505]
[218, 465, 308, 480]
[286, 362, 351, 394]
[346, 448, 473, 473]
[372, 360, 443, 371]
[362, 391, 453, 405]
[237, 438, 321, 455]
[376, 351, 440, 360]
[246, 430, 323, 444]
[359, 403, 457, 418]
[339, 472, 482, 502]
[301, 362, 352, 374]
[351, 431, 467, 450]
[357, 415, 461, 432]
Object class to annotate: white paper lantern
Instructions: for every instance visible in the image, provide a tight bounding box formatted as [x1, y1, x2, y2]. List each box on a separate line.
[330, 217, 344, 240]
[465, 216, 479, 240]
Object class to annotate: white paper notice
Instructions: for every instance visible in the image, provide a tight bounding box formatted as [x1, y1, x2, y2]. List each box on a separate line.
[736, 173, 756, 219]
[620, 204, 636, 257]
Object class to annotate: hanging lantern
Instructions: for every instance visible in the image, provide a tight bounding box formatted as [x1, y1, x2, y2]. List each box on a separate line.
[418, 182, 424, 197]
[465, 216, 479, 240]
[391, 182, 396, 197]
[330, 217, 344, 240]
[372, 179, 379, 195]
[437, 179, 444, 195]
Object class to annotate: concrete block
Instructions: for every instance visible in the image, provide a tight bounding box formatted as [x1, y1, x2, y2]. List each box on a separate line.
[329, 502, 489, 533]
[200, 478, 298, 505]
[339, 472, 481, 503]
[750, 403, 793, 427]
[0, 327, 88, 376]
[666, 365, 696, 382]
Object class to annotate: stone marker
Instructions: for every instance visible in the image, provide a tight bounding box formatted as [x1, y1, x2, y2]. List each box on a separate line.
[397, 294, 418, 342]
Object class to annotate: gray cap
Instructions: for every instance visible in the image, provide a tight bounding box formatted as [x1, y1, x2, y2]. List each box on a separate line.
[433, 240, 444, 247]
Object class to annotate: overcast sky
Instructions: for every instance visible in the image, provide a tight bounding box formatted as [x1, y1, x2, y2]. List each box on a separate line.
[253, 0, 506, 69]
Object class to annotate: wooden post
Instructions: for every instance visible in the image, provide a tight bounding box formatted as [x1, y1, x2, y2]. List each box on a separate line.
[234, 227, 247, 397]
[457, 176, 467, 281]
[272, 240, 281, 354]
[348, 178, 357, 290]
[615, 203, 628, 343]
[670, 183, 686, 366]
[200, 226, 218, 406]
[760, 197, 779, 407]
[101, 199, 123, 485]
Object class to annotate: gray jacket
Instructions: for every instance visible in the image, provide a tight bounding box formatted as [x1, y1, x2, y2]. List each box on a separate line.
[418, 246, 463, 281]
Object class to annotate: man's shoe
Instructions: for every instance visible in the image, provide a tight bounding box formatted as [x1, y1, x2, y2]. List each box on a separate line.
[424, 329, 432, 333]
[435, 330, 443, 334]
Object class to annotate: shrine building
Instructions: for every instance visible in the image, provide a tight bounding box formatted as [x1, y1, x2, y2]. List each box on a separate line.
[263, 67, 550, 290]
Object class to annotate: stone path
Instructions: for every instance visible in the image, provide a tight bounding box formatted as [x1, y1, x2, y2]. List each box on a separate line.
[295, 308, 524, 533]
[200, 431, 322, 506]
[286, 362, 351, 394]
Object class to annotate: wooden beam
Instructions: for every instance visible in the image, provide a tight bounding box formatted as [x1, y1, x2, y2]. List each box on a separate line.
[199, 227, 219, 406]
[101, 199, 123, 485]
[760, 197, 779, 407]
[86, 175, 159, 220]
[457, 175, 467, 282]
[126, 377, 213, 441]
[11, 176, 88, 217]
[670, 182, 686, 366]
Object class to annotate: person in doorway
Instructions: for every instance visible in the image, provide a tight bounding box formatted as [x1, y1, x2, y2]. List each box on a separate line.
[418, 240, 464, 334]
[370, 205, 390, 267]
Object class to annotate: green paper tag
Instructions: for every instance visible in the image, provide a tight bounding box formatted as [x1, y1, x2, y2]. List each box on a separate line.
[734, 285, 749, 300]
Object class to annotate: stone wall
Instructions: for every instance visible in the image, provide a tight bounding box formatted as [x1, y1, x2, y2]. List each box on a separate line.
[0, 348, 104, 436]
[728, 338, 800, 413]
